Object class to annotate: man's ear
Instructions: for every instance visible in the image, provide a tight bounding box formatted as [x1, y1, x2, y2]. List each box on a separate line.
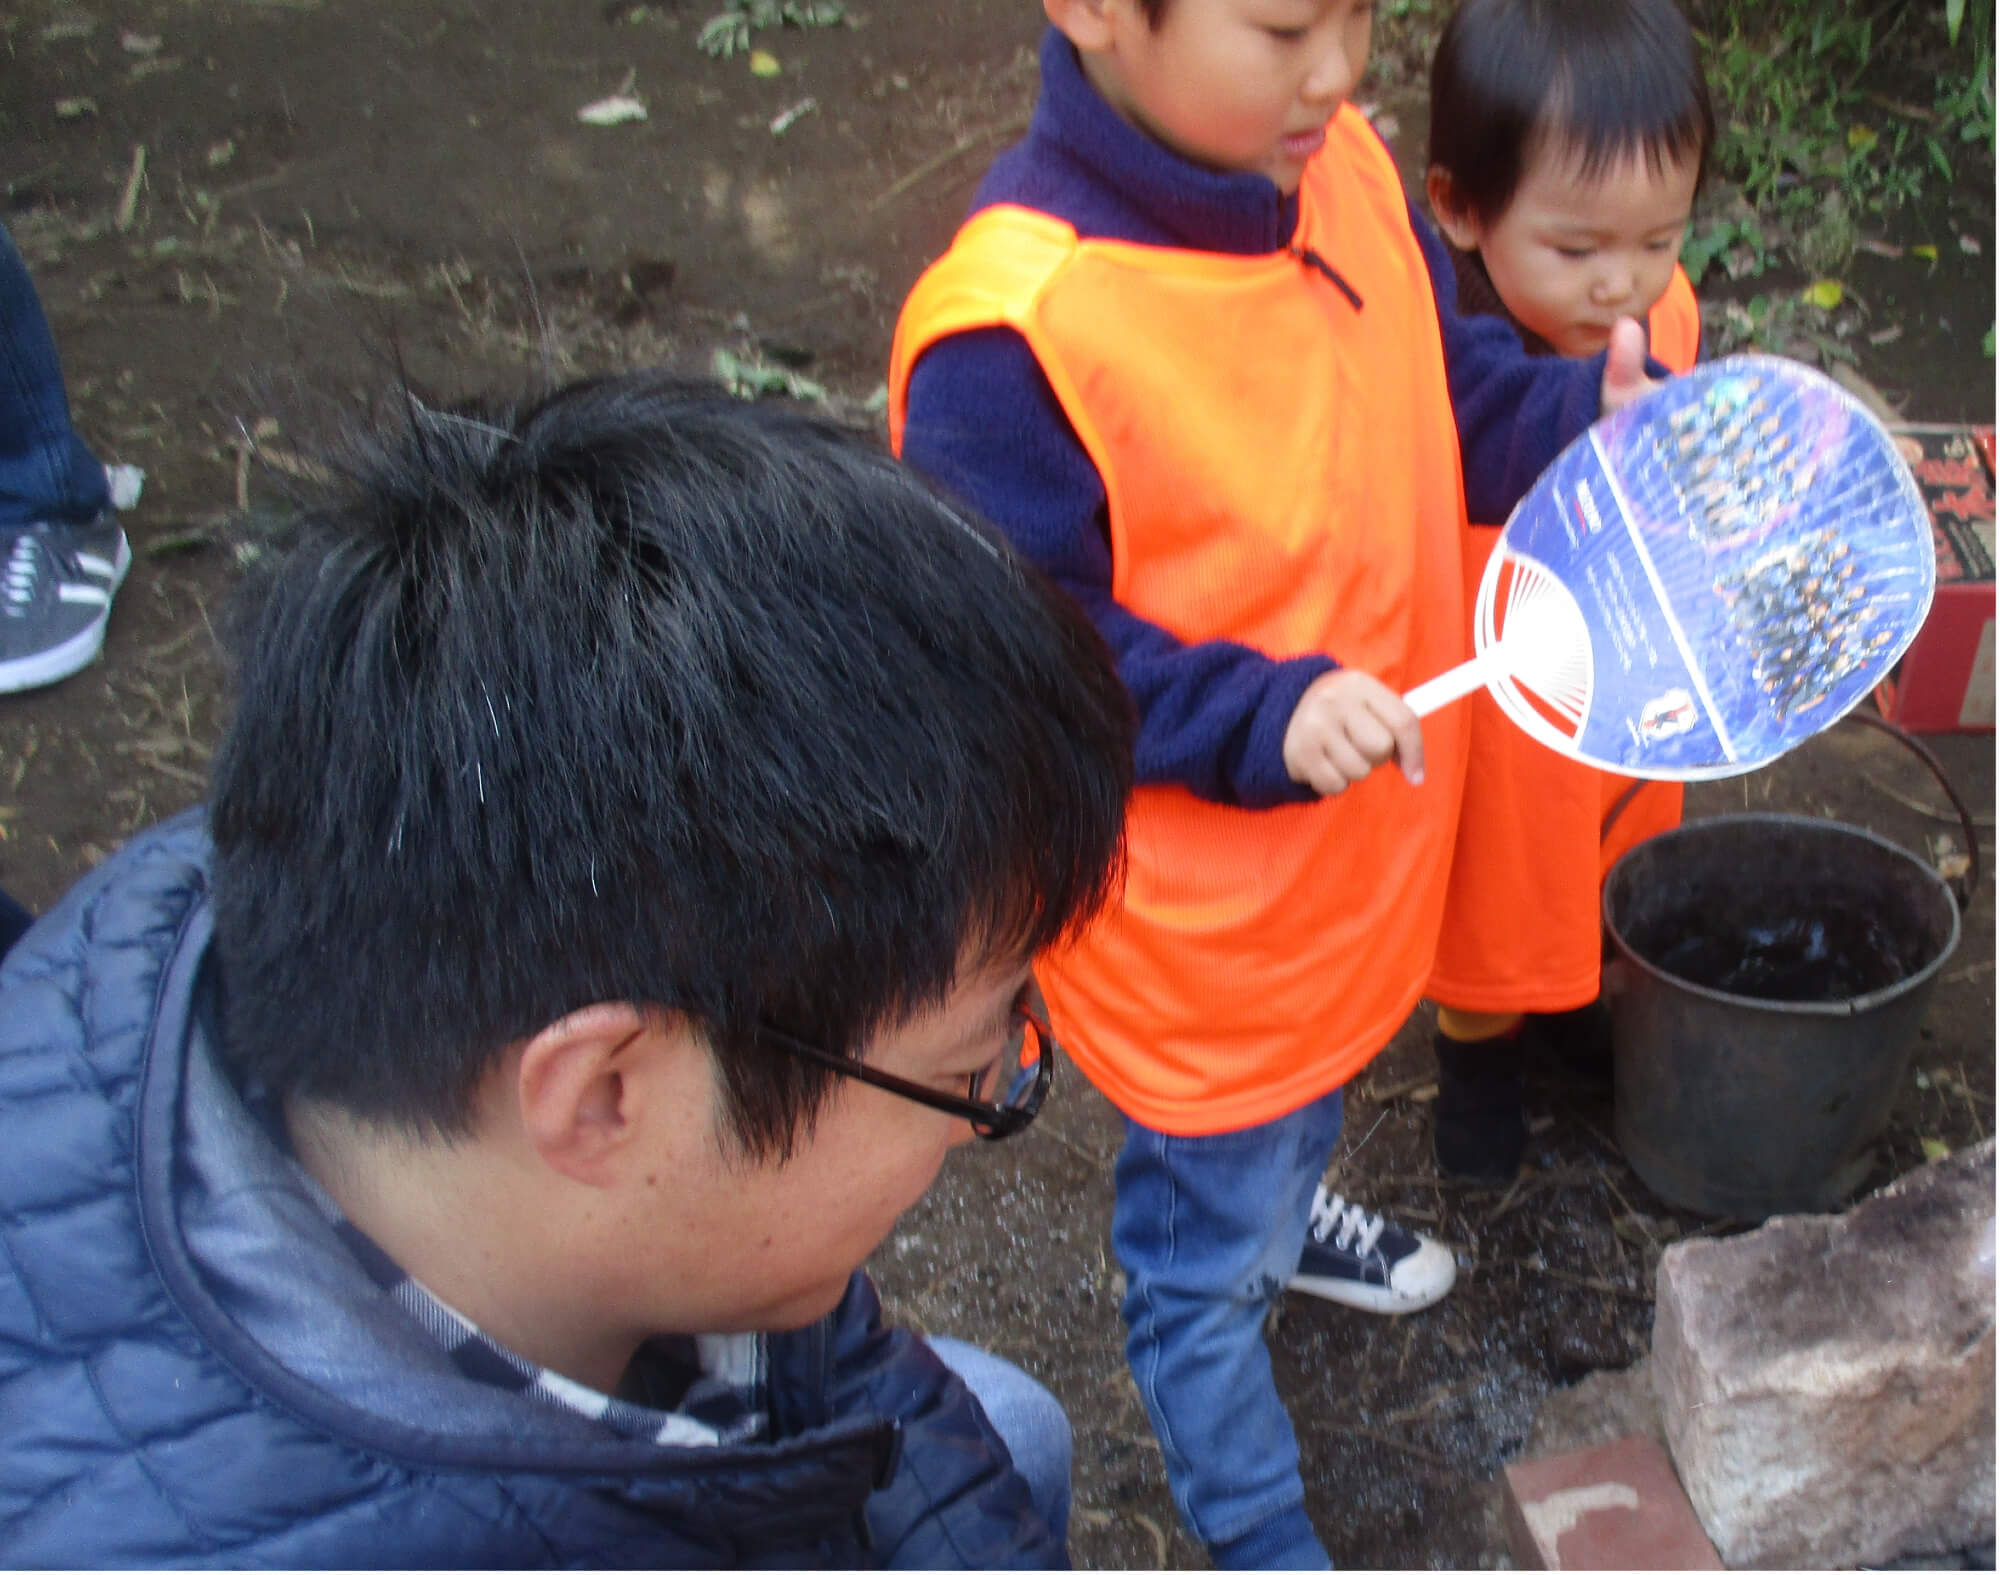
[515, 1002, 665, 1187]
[1045, 0, 1119, 53]
[1425, 167, 1483, 251]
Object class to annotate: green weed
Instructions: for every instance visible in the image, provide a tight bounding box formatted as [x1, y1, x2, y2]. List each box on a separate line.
[1705, 287, 1862, 365]
[711, 347, 828, 403]
[1680, 214, 1769, 287]
[697, 0, 848, 59]
[1692, 0, 1994, 270]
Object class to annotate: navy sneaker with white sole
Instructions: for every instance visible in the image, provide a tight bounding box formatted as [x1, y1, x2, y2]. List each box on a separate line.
[0, 516, 132, 694]
[1288, 1185, 1457, 1313]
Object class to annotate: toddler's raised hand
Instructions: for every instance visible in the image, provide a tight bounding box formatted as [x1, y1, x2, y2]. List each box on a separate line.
[1599, 316, 1661, 415]
[1283, 668, 1426, 797]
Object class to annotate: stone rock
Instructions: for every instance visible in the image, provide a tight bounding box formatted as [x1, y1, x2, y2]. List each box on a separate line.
[1652, 1140, 1996, 1569]
[1523, 1357, 1669, 1463]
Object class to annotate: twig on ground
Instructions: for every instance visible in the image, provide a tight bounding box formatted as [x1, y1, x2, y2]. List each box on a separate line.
[216, 157, 338, 202]
[1333, 1424, 1456, 1469]
[114, 144, 146, 231]
[1031, 1121, 1109, 1171]
[1515, 1255, 1650, 1301]
[255, 443, 331, 484]
[1598, 1171, 1659, 1248]
[1361, 1172, 1483, 1191]
[131, 753, 206, 788]
[1353, 1074, 1440, 1104]
[1129, 1511, 1169, 1568]
[1482, 1170, 1532, 1223]
[143, 527, 217, 558]
[1571, 1113, 1624, 1163]
[331, 265, 411, 300]
[142, 624, 208, 667]
[1341, 1106, 1392, 1166]
[1374, 1376, 1484, 1427]
[6, 732, 37, 793]
[869, 114, 1031, 209]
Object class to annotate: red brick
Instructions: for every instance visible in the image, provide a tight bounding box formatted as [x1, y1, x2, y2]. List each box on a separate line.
[1502, 1433, 1722, 1570]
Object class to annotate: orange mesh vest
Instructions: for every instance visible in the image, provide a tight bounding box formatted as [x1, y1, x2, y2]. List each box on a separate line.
[891, 108, 1470, 1135]
[1428, 267, 1700, 1013]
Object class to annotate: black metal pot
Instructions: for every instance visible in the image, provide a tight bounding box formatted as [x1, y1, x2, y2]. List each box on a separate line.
[1603, 804, 1965, 1220]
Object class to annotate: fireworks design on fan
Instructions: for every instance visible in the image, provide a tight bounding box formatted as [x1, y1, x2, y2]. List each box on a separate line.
[1714, 529, 1909, 723]
[1649, 372, 1827, 551]
[1599, 359, 1932, 764]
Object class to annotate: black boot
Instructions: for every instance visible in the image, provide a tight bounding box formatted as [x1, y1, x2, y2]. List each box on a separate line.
[1433, 1031, 1526, 1183]
[1522, 1001, 1615, 1091]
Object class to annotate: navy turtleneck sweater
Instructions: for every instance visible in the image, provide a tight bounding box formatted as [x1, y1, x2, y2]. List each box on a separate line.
[902, 29, 1625, 809]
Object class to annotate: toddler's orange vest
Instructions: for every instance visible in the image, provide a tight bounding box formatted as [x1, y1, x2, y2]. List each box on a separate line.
[1428, 266, 1700, 1013]
[890, 107, 1470, 1135]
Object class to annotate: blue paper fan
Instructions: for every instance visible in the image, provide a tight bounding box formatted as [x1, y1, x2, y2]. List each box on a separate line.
[1405, 354, 1935, 780]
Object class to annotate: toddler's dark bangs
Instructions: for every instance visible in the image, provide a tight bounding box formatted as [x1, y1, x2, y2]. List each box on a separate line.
[1534, 57, 1713, 191]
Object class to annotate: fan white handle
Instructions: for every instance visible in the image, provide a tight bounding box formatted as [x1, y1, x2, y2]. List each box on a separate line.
[1403, 649, 1507, 718]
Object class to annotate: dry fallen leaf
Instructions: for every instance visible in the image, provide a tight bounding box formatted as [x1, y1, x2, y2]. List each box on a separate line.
[577, 94, 648, 126]
[769, 96, 817, 135]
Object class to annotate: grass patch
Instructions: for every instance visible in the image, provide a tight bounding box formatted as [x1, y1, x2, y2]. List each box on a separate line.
[1691, 0, 1994, 271]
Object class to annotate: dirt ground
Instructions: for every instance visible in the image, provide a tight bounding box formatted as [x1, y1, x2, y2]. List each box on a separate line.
[2, 1, 1994, 1567]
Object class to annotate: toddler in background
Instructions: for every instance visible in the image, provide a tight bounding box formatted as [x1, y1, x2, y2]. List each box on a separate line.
[1423, 0, 1714, 1181]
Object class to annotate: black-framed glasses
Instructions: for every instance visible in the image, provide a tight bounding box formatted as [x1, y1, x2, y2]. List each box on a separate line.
[753, 981, 1056, 1141]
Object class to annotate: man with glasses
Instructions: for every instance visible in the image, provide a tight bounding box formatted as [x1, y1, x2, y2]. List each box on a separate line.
[0, 376, 1134, 1566]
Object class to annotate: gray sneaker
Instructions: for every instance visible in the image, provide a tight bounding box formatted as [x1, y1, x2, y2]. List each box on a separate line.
[0, 517, 132, 693]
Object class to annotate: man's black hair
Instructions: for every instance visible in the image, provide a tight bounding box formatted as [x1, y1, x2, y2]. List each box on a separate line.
[209, 374, 1135, 1159]
[1428, 0, 1714, 229]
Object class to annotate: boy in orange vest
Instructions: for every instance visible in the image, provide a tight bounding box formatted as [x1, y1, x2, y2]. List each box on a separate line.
[1422, 0, 1713, 1182]
[890, 1, 1663, 1563]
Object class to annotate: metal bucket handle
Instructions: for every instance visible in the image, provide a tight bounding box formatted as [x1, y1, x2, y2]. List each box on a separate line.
[1601, 712, 1982, 910]
[1839, 709, 1981, 910]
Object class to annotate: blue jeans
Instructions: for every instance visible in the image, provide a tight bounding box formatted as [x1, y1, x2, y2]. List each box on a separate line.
[0, 219, 109, 529]
[1113, 1086, 1346, 1569]
[929, 1335, 1072, 1548]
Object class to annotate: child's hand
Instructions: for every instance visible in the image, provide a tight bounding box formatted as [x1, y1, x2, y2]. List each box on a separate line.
[1599, 317, 1660, 415]
[1283, 669, 1427, 797]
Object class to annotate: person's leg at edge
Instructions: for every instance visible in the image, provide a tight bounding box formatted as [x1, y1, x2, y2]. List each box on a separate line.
[0, 219, 112, 528]
[0, 889, 32, 960]
[1113, 1086, 1345, 1570]
[0, 219, 139, 695]
[928, 1335, 1072, 1547]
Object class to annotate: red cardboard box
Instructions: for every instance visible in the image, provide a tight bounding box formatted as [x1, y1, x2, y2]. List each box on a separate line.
[1873, 424, 1995, 732]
